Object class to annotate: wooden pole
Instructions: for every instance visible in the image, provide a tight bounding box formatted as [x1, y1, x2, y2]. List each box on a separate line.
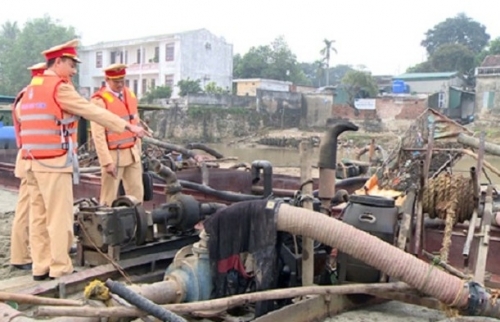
[142, 137, 196, 158]
[35, 282, 414, 318]
[0, 291, 84, 306]
[300, 140, 314, 286]
[458, 133, 500, 156]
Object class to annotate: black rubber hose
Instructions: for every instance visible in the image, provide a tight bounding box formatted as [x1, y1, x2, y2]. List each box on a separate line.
[149, 172, 263, 202]
[251, 160, 273, 197]
[319, 121, 359, 169]
[105, 279, 186, 322]
[185, 142, 224, 159]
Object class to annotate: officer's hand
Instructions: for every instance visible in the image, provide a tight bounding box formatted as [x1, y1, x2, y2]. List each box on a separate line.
[105, 163, 116, 178]
[127, 124, 151, 138]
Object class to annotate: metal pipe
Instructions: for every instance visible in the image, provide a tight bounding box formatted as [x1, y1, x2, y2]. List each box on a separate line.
[251, 160, 273, 197]
[318, 121, 358, 214]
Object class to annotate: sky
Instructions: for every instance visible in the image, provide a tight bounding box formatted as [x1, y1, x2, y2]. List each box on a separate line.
[0, 0, 498, 76]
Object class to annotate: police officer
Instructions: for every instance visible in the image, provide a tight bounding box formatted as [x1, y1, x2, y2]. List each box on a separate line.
[18, 39, 149, 280]
[90, 64, 144, 206]
[9, 62, 46, 270]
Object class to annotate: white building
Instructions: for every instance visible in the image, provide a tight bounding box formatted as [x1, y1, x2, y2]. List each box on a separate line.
[78, 28, 233, 99]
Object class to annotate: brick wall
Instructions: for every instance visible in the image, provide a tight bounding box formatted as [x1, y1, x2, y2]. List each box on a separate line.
[331, 96, 427, 121]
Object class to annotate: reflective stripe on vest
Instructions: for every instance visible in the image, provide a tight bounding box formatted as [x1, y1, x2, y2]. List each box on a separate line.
[18, 75, 81, 183]
[92, 87, 138, 150]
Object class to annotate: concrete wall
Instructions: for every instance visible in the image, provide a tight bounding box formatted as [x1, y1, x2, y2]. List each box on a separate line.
[183, 91, 425, 131]
[405, 77, 464, 94]
[330, 96, 427, 131]
[235, 80, 262, 96]
[180, 29, 233, 92]
[234, 79, 292, 96]
[475, 76, 500, 116]
[303, 94, 333, 128]
[187, 93, 256, 109]
[256, 89, 302, 128]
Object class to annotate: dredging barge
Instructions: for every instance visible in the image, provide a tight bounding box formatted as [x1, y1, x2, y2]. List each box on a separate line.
[2, 109, 500, 321]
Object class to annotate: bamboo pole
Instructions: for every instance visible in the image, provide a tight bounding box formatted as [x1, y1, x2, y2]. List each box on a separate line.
[300, 140, 314, 286]
[0, 291, 84, 306]
[35, 282, 413, 318]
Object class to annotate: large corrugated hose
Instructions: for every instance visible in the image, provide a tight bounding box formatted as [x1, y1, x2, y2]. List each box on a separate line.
[275, 202, 498, 317]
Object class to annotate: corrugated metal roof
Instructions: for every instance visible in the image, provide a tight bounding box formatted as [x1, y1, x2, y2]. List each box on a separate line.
[481, 55, 500, 67]
[393, 72, 458, 80]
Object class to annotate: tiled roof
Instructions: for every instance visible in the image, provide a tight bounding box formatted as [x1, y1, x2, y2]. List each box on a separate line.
[481, 55, 500, 67]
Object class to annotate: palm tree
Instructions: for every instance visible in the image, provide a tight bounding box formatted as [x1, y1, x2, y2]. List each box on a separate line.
[314, 60, 326, 87]
[320, 39, 337, 86]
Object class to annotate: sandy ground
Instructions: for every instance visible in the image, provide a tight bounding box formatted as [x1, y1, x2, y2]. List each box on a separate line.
[0, 189, 31, 280]
[0, 188, 463, 321]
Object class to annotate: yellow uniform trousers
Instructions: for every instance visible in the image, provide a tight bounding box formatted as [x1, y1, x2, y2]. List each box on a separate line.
[9, 178, 31, 265]
[100, 160, 144, 206]
[26, 171, 74, 278]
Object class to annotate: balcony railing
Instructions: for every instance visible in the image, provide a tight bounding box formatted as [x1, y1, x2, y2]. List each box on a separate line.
[127, 63, 159, 72]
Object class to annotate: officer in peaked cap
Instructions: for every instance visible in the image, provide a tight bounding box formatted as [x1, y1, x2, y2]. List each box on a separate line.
[18, 39, 150, 281]
[90, 63, 145, 206]
[9, 62, 47, 271]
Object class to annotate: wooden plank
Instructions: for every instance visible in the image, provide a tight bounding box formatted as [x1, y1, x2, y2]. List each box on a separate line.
[13, 251, 176, 299]
[253, 295, 384, 322]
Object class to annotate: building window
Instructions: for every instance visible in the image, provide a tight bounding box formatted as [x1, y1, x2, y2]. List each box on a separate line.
[151, 79, 156, 89]
[124, 51, 128, 64]
[142, 79, 147, 94]
[154, 47, 159, 63]
[95, 51, 102, 68]
[125, 79, 130, 88]
[110, 51, 116, 64]
[165, 43, 174, 62]
[133, 80, 138, 95]
[118, 51, 123, 64]
[101, 81, 105, 87]
[136, 49, 141, 64]
[164, 74, 174, 87]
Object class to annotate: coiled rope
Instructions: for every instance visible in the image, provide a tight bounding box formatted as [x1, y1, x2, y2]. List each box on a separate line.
[422, 172, 475, 262]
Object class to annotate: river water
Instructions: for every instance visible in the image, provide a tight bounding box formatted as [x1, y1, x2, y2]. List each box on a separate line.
[208, 143, 500, 184]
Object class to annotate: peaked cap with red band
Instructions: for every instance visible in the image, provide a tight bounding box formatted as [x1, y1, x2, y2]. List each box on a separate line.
[41, 39, 81, 63]
[27, 62, 47, 77]
[103, 63, 128, 79]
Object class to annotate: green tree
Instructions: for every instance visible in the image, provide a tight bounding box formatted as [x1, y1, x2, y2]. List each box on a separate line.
[406, 61, 435, 73]
[233, 36, 309, 85]
[204, 81, 229, 94]
[140, 85, 172, 104]
[320, 38, 337, 85]
[299, 63, 354, 87]
[0, 15, 77, 95]
[177, 78, 202, 96]
[476, 37, 500, 65]
[430, 43, 475, 74]
[341, 70, 378, 112]
[421, 13, 490, 55]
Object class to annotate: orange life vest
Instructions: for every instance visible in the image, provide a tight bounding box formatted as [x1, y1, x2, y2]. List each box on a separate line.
[92, 87, 138, 150]
[18, 75, 78, 160]
[12, 88, 26, 148]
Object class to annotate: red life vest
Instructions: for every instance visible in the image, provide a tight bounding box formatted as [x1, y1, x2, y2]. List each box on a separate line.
[18, 75, 78, 160]
[92, 87, 138, 150]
